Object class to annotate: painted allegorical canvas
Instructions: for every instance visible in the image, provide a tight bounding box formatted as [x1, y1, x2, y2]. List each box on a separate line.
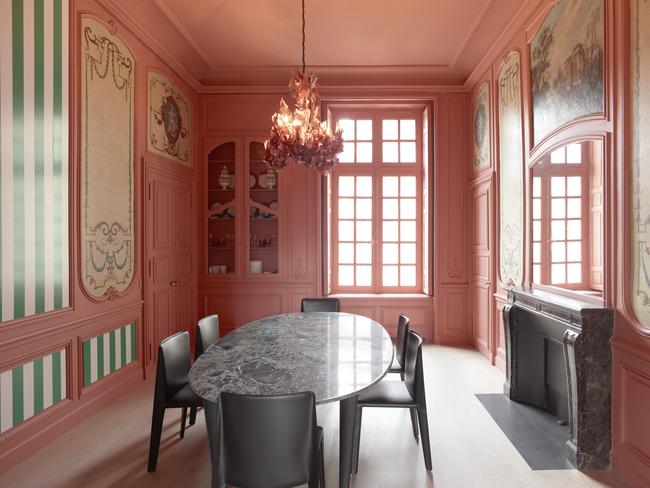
[473, 83, 490, 170]
[530, 0, 604, 145]
[631, 0, 650, 329]
[148, 71, 191, 165]
[80, 17, 135, 300]
[499, 52, 524, 287]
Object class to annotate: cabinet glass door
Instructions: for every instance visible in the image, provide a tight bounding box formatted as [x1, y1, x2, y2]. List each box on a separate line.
[207, 141, 237, 275]
[248, 141, 279, 275]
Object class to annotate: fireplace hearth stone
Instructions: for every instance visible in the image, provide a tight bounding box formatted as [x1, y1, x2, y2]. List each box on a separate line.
[502, 287, 613, 470]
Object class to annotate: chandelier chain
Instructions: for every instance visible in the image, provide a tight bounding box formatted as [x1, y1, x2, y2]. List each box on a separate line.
[301, 0, 306, 72]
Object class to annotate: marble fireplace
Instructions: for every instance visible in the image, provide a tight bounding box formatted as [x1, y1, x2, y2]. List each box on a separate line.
[502, 288, 614, 469]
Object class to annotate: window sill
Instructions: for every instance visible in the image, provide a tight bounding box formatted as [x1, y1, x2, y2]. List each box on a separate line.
[328, 293, 432, 299]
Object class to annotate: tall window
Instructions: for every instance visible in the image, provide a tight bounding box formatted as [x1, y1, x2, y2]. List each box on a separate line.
[329, 110, 427, 293]
[532, 143, 589, 289]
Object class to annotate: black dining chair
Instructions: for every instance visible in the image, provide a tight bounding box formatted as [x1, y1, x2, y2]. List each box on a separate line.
[351, 330, 432, 473]
[147, 331, 203, 472]
[389, 314, 410, 376]
[301, 297, 341, 313]
[220, 391, 325, 488]
[195, 313, 220, 360]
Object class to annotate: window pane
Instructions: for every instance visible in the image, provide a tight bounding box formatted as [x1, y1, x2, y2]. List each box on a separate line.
[533, 198, 541, 219]
[551, 177, 566, 196]
[567, 241, 581, 261]
[356, 265, 372, 286]
[400, 142, 416, 163]
[383, 265, 398, 286]
[339, 265, 354, 286]
[566, 143, 582, 164]
[551, 198, 566, 219]
[383, 221, 398, 241]
[339, 198, 355, 218]
[339, 243, 354, 263]
[400, 243, 416, 264]
[383, 243, 399, 264]
[400, 221, 416, 242]
[567, 219, 581, 240]
[383, 142, 399, 162]
[400, 266, 416, 286]
[356, 221, 372, 241]
[533, 177, 541, 198]
[383, 199, 399, 219]
[567, 198, 581, 218]
[567, 263, 581, 283]
[356, 176, 373, 197]
[339, 220, 354, 240]
[383, 119, 398, 140]
[400, 198, 417, 219]
[356, 243, 372, 264]
[356, 142, 373, 163]
[567, 176, 581, 196]
[383, 176, 399, 197]
[551, 263, 566, 284]
[551, 220, 566, 240]
[400, 119, 416, 140]
[533, 264, 541, 283]
[356, 199, 372, 219]
[533, 243, 541, 263]
[400, 176, 417, 197]
[339, 176, 355, 197]
[551, 148, 565, 164]
[551, 242, 566, 262]
[356, 120, 372, 140]
[340, 142, 355, 162]
[339, 119, 355, 140]
[533, 221, 541, 241]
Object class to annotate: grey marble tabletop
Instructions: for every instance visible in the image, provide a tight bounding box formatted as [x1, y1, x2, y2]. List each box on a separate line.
[189, 312, 394, 404]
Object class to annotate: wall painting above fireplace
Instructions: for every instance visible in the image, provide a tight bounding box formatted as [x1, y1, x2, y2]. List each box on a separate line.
[631, 0, 650, 329]
[530, 0, 604, 145]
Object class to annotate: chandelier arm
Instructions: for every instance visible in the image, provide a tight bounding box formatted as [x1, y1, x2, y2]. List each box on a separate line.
[301, 0, 306, 73]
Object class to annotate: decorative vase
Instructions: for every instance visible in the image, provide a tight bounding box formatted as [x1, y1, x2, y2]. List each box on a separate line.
[265, 168, 277, 190]
[219, 166, 230, 190]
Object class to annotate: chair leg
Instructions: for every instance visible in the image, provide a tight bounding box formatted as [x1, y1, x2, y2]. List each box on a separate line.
[351, 407, 363, 474]
[410, 407, 419, 439]
[320, 435, 326, 488]
[180, 407, 187, 439]
[189, 406, 197, 425]
[417, 408, 433, 471]
[147, 404, 165, 472]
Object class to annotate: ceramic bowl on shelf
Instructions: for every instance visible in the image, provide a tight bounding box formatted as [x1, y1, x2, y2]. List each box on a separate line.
[269, 201, 278, 210]
[258, 173, 268, 189]
[249, 174, 256, 188]
[250, 260, 263, 274]
[227, 207, 236, 218]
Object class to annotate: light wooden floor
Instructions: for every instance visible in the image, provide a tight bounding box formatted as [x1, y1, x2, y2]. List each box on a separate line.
[0, 346, 625, 488]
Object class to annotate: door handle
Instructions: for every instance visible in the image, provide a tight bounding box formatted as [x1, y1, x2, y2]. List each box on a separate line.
[169, 280, 179, 287]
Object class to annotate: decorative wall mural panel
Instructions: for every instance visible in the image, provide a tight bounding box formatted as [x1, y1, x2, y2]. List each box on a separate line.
[473, 83, 490, 170]
[631, 0, 650, 329]
[82, 323, 137, 386]
[530, 0, 604, 144]
[0, 0, 69, 322]
[148, 71, 191, 165]
[80, 18, 134, 299]
[0, 348, 67, 433]
[498, 52, 524, 286]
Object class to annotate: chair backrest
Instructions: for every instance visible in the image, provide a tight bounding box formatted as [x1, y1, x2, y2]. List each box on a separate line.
[220, 391, 318, 488]
[403, 331, 426, 407]
[395, 314, 410, 367]
[301, 297, 340, 313]
[157, 331, 192, 397]
[195, 314, 220, 359]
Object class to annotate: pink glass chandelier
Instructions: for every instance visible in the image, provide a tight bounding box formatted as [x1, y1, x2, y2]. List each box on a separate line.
[264, 0, 344, 174]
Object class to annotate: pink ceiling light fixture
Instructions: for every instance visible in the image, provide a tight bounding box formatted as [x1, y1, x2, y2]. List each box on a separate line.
[264, 0, 344, 174]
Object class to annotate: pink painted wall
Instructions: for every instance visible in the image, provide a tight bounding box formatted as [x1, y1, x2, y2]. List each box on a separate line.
[0, 0, 198, 473]
[468, 0, 650, 485]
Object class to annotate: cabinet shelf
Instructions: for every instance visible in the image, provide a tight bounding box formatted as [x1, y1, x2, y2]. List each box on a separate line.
[208, 247, 234, 250]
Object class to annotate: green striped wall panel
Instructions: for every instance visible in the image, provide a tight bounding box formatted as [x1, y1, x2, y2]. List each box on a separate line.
[82, 324, 137, 387]
[0, 0, 70, 322]
[0, 348, 67, 434]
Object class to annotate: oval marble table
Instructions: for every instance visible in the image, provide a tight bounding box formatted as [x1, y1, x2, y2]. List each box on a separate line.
[189, 312, 394, 488]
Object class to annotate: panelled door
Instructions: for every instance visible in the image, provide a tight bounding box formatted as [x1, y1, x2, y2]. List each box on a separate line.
[145, 167, 193, 366]
[471, 176, 494, 360]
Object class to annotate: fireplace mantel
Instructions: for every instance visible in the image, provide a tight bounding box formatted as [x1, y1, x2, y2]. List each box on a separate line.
[503, 287, 614, 470]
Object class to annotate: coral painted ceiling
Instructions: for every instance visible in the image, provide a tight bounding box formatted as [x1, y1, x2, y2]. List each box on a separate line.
[113, 0, 528, 87]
